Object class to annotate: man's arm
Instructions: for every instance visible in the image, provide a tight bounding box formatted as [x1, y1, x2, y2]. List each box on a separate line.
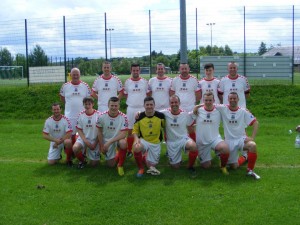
[91, 90, 98, 100]
[60, 95, 65, 104]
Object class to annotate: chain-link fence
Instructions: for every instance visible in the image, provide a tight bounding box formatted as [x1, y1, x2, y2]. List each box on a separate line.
[0, 5, 299, 86]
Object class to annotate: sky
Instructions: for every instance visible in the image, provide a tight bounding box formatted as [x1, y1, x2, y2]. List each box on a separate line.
[0, 0, 300, 58]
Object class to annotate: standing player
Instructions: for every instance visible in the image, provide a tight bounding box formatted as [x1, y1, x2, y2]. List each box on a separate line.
[148, 63, 172, 111]
[91, 61, 123, 112]
[217, 61, 250, 108]
[97, 97, 128, 176]
[218, 61, 251, 164]
[73, 97, 100, 169]
[132, 96, 165, 177]
[42, 103, 73, 165]
[199, 63, 221, 104]
[216, 92, 260, 179]
[193, 92, 230, 175]
[119, 63, 150, 158]
[170, 63, 200, 142]
[60, 68, 91, 144]
[161, 95, 198, 176]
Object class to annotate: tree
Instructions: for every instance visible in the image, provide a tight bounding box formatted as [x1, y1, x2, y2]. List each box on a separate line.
[0, 47, 13, 66]
[224, 45, 233, 56]
[28, 45, 48, 66]
[258, 42, 268, 55]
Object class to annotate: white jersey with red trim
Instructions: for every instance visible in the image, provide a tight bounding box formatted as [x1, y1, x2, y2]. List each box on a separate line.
[199, 77, 220, 104]
[215, 104, 256, 140]
[123, 77, 150, 108]
[193, 106, 222, 145]
[149, 76, 172, 110]
[217, 75, 250, 108]
[43, 115, 72, 138]
[60, 81, 91, 119]
[161, 108, 194, 142]
[170, 74, 200, 112]
[92, 75, 123, 111]
[96, 110, 128, 140]
[76, 110, 100, 141]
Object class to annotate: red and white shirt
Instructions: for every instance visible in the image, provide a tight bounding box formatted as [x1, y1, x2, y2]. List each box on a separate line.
[43, 115, 72, 138]
[92, 74, 123, 111]
[96, 111, 128, 141]
[193, 106, 222, 145]
[218, 75, 250, 108]
[123, 77, 150, 108]
[76, 110, 100, 141]
[199, 77, 220, 104]
[215, 104, 256, 140]
[60, 81, 91, 119]
[149, 76, 172, 110]
[170, 74, 200, 112]
[161, 108, 194, 142]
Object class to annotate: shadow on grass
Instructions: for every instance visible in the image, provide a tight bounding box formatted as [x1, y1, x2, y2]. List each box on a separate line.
[32, 154, 255, 189]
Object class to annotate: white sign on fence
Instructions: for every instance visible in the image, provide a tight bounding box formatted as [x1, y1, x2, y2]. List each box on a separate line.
[29, 66, 65, 84]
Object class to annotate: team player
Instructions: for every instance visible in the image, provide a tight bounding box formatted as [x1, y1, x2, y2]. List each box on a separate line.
[60, 68, 91, 144]
[217, 61, 250, 108]
[119, 63, 150, 157]
[97, 97, 128, 176]
[218, 61, 251, 165]
[148, 63, 172, 111]
[199, 63, 221, 104]
[42, 103, 73, 165]
[215, 92, 260, 179]
[161, 95, 198, 176]
[132, 96, 165, 177]
[170, 63, 201, 142]
[73, 97, 100, 169]
[193, 92, 230, 175]
[91, 61, 123, 112]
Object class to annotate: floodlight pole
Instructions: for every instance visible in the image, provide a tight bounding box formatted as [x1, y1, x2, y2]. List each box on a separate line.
[206, 23, 215, 55]
[106, 28, 114, 60]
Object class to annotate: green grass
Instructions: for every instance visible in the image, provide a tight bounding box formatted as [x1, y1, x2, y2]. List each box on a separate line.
[1, 118, 300, 224]
[1, 76, 300, 224]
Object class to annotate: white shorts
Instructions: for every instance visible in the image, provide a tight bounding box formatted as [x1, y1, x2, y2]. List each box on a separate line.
[140, 138, 161, 165]
[197, 136, 223, 163]
[102, 140, 118, 161]
[126, 106, 144, 129]
[167, 137, 191, 165]
[76, 137, 100, 161]
[226, 138, 245, 164]
[47, 142, 64, 160]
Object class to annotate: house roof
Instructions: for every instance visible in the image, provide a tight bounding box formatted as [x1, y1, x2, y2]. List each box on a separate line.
[262, 46, 300, 64]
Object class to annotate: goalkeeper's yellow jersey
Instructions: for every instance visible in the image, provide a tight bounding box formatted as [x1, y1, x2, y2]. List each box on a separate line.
[132, 111, 165, 144]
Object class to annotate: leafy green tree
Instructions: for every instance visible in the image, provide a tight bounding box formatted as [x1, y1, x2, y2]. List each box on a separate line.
[28, 45, 48, 66]
[258, 42, 268, 55]
[0, 47, 13, 66]
[224, 45, 233, 55]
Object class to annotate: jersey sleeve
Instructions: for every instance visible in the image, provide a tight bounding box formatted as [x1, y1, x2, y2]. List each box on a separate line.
[244, 109, 256, 126]
[96, 114, 104, 128]
[43, 119, 50, 134]
[217, 79, 224, 94]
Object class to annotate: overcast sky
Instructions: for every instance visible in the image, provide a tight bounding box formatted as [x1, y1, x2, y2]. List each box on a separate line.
[0, 0, 299, 58]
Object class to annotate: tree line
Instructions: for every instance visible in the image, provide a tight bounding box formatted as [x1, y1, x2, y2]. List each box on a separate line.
[0, 42, 273, 77]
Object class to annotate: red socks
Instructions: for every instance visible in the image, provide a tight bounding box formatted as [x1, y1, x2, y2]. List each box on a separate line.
[117, 148, 127, 167]
[188, 151, 198, 168]
[134, 151, 144, 170]
[64, 147, 73, 161]
[127, 136, 134, 152]
[189, 132, 196, 142]
[220, 153, 229, 168]
[247, 152, 257, 171]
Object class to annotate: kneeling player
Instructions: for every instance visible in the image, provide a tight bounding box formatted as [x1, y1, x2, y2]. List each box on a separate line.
[193, 92, 230, 175]
[97, 97, 128, 176]
[73, 97, 100, 168]
[162, 95, 198, 176]
[43, 103, 73, 165]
